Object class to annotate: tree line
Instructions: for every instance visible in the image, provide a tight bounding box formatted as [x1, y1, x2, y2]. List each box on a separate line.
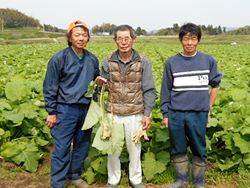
[0, 8, 40, 28]
[43, 24, 66, 33]
[0, 8, 65, 33]
[91, 23, 248, 36]
[156, 24, 225, 35]
[91, 23, 147, 36]
[1, 8, 250, 35]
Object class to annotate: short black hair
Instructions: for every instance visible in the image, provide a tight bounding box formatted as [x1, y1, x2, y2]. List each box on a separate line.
[179, 23, 202, 42]
[114, 25, 135, 39]
[66, 26, 90, 46]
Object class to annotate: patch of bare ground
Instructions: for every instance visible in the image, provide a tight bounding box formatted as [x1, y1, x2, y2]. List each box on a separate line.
[0, 147, 243, 188]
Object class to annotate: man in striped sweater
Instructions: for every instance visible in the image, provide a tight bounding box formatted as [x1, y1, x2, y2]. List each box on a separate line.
[160, 23, 223, 188]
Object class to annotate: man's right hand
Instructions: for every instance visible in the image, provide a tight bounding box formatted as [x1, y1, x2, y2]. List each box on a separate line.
[46, 115, 57, 128]
[163, 117, 169, 128]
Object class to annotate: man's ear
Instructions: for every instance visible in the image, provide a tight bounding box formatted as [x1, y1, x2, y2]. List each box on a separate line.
[133, 36, 137, 42]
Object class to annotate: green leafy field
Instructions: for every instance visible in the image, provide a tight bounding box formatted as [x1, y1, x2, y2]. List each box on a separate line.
[0, 41, 250, 186]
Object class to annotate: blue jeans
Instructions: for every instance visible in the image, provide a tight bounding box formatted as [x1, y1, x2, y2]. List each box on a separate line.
[168, 109, 208, 159]
[50, 103, 92, 188]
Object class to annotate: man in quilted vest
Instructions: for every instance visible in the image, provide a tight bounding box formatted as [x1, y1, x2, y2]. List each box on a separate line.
[96, 25, 156, 188]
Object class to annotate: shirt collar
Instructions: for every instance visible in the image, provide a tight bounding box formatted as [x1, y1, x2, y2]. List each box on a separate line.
[180, 51, 198, 57]
[117, 50, 134, 64]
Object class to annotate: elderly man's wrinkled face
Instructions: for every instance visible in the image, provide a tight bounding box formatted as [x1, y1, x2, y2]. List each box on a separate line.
[114, 30, 136, 54]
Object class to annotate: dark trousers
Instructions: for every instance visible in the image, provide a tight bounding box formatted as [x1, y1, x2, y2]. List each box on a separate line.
[50, 103, 92, 188]
[168, 109, 208, 159]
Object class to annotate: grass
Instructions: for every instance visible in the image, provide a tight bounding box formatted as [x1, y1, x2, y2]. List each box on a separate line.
[0, 27, 65, 40]
[149, 164, 250, 188]
[1, 27, 250, 45]
[205, 170, 250, 188]
[2, 154, 250, 187]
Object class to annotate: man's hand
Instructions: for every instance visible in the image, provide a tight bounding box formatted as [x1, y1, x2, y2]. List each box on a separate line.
[46, 115, 57, 128]
[142, 116, 151, 130]
[163, 117, 169, 128]
[95, 76, 107, 86]
[132, 127, 149, 143]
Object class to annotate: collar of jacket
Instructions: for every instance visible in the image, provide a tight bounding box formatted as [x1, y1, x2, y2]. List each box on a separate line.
[68, 47, 91, 58]
[110, 49, 141, 62]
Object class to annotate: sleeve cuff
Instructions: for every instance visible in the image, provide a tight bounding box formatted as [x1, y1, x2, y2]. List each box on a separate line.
[212, 84, 220, 88]
[144, 112, 151, 117]
[163, 113, 168, 118]
[48, 111, 57, 115]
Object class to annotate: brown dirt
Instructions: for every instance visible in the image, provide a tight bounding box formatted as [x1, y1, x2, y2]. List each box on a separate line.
[0, 147, 241, 188]
[0, 146, 167, 188]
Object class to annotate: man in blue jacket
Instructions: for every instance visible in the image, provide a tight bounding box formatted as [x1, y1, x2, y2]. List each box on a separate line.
[43, 20, 99, 188]
[160, 23, 223, 188]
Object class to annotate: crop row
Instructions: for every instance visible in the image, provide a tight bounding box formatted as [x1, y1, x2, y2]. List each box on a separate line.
[0, 43, 250, 183]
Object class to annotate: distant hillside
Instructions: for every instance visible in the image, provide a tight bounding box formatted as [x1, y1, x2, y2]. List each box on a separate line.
[0, 8, 41, 28]
[226, 27, 239, 32]
[225, 26, 250, 35]
[0, 8, 66, 33]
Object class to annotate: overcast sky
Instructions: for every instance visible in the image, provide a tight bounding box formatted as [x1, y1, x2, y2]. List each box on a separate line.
[1, 0, 250, 31]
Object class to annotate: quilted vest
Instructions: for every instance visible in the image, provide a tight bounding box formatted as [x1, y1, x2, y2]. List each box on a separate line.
[106, 51, 145, 116]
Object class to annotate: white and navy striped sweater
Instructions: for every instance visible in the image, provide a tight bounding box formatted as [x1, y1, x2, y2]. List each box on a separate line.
[160, 51, 223, 118]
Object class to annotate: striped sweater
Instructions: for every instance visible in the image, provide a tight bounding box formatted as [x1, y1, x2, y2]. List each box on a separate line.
[160, 51, 223, 118]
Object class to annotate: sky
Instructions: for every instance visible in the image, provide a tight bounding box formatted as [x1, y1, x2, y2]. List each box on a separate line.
[1, 0, 250, 31]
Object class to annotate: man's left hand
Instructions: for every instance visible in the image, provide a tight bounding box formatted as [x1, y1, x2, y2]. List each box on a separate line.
[95, 76, 107, 86]
[142, 116, 151, 130]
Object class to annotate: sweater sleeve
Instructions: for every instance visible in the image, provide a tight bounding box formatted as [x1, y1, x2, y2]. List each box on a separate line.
[142, 58, 156, 117]
[209, 57, 223, 88]
[160, 60, 173, 118]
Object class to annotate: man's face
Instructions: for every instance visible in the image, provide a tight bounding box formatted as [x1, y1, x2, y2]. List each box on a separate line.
[181, 32, 199, 56]
[70, 27, 89, 51]
[114, 30, 136, 53]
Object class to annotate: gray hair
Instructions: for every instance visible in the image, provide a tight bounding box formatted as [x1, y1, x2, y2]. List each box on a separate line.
[114, 25, 135, 39]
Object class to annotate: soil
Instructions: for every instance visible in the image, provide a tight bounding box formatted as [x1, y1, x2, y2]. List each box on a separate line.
[0, 146, 239, 188]
[0, 146, 168, 188]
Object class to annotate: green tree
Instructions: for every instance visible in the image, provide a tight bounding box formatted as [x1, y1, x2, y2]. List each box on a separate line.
[92, 25, 101, 34]
[91, 23, 116, 35]
[135, 27, 147, 36]
[0, 8, 41, 28]
[217, 26, 222, 34]
[0, 18, 4, 33]
[173, 23, 179, 34]
[223, 27, 226, 33]
[135, 27, 142, 35]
